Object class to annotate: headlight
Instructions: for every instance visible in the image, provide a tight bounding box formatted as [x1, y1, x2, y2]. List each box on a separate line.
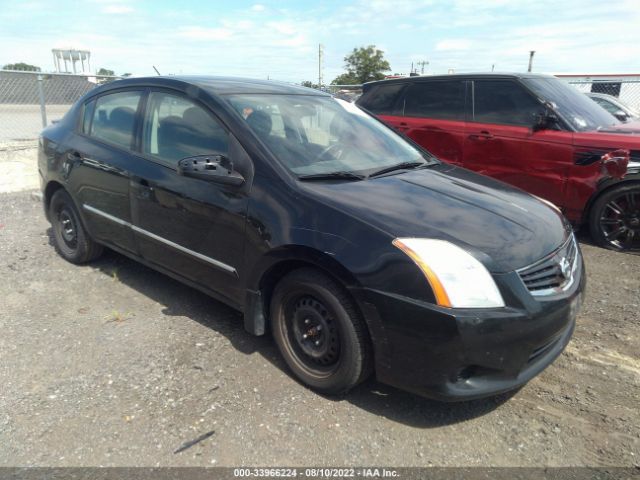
[392, 238, 505, 308]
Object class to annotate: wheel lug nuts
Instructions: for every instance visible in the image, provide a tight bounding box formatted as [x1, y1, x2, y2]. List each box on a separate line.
[302, 334, 307, 339]
[315, 340, 320, 346]
[316, 325, 322, 332]
[304, 318, 310, 324]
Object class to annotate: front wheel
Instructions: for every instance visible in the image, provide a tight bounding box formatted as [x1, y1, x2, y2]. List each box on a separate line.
[270, 268, 373, 395]
[589, 184, 640, 252]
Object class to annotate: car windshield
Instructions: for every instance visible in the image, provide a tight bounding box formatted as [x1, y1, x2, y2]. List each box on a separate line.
[523, 77, 621, 132]
[226, 94, 435, 177]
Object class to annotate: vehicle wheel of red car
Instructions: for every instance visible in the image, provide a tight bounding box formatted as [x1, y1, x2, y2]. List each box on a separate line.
[589, 183, 640, 252]
[50, 189, 104, 263]
[270, 268, 373, 395]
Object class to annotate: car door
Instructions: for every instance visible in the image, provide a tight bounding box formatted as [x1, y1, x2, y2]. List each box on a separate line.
[399, 80, 467, 165]
[129, 90, 250, 306]
[68, 89, 143, 253]
[464, 79, 574, 209]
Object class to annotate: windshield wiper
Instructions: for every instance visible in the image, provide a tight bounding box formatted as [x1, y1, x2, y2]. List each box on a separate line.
[298, 171, 365, 181]
[368, 161, 430, 178]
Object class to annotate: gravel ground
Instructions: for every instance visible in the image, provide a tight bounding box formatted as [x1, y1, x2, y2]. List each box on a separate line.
[0, 190, 638, 467]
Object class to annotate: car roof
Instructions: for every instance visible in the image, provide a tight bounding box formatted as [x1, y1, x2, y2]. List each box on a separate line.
[363, 72, 556, 88]
[90, 75, 330, 97]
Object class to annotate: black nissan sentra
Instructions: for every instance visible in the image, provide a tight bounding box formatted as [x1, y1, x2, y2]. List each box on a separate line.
[38, 76, 585, 401]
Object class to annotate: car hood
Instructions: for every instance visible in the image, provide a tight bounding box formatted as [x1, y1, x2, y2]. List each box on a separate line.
[594, 120, 640, 135]
[301, 164, 570, 273]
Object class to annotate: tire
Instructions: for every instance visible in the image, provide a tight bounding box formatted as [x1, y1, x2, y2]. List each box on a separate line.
[589, 183, 640, 252]
[270, 268, 373, 395]
[49, 189, 104, 263]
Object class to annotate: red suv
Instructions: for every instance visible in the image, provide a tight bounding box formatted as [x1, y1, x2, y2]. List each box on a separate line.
[357, 73, 640, 252]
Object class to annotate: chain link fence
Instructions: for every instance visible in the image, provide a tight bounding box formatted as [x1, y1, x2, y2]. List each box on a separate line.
[3, 72, 638, 146]
[0, 70, 121, 144]
[564, 79, 640, 114]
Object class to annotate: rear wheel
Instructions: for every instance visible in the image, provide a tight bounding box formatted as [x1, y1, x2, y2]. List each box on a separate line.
[270, 268, 373, 394]
[49, 189, 103, 263]
[589, 184, 640, 252]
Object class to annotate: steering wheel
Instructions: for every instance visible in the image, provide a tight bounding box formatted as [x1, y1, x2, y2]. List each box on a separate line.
[316, 143, 345, 162]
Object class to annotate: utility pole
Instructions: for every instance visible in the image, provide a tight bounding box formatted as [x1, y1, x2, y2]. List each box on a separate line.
[527, 51, 535, 72]
[318, 44, 324, 87]
[491, 64, 495, 72]
[417, 60, 429, 75]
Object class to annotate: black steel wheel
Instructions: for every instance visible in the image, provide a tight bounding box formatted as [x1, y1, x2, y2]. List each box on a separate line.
[49, 189, 104, 263]
[590, 184, 640, 252]
[270, 268, 373, 394]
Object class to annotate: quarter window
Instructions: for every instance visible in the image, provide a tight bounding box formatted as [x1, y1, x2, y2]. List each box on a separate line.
[90, 91, 141, 148]
[142, 92, 229, 164]
[404, 81, 465, 120]
[473, 80, 544, 126]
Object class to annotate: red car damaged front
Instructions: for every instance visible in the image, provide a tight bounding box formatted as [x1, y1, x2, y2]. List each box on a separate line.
[357, 73, 640, 252]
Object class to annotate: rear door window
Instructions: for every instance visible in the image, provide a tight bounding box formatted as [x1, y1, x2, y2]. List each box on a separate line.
[90, 91, 142, 149]
[404, 81, 466, 120]
[359, 83, 406, 115]
[472, 80, 544, 126]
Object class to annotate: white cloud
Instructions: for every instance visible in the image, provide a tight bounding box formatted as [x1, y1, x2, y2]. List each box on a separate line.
[435, 39, 473, 51]
[251, 4, 265, 12]
[177, 26, 234, 41]
[102, 4, 134, 14]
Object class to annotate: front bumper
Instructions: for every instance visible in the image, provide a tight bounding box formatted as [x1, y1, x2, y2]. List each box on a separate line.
[351, 258, 585, 401]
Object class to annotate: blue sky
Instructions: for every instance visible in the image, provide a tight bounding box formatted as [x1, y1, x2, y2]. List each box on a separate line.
[0, 0, 638, 82]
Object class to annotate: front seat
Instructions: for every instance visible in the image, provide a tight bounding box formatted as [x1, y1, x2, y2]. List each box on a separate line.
[246, 110, 273, 139]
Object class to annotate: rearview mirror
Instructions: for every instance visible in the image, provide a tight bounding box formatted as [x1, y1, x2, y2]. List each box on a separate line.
[177, 154, 245, 186]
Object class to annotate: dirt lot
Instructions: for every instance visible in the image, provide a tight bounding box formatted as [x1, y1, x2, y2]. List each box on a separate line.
[0, 189, 638, 467]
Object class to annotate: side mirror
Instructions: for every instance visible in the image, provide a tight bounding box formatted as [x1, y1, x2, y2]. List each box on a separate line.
[177, 154, 245, 186]
[533, 109, 560, 132]
[613, 110, 630, 122]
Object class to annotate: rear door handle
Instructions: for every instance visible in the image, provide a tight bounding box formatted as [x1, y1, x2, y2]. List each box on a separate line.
[66, 151, 82, 161]
[395, 122, 410, 132]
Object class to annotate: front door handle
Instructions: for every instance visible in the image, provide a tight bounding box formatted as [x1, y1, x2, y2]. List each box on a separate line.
[468, 130, 494, 140]
[132, 178, 154, 199]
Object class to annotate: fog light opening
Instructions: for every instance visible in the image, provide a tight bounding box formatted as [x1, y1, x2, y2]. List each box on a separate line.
[456, 366, 478, 382]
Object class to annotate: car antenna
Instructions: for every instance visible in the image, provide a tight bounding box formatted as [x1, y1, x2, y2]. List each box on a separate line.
[153, 65, 161, 76]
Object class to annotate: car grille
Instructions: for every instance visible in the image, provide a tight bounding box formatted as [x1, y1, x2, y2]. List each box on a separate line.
[517, 235, 579, 297]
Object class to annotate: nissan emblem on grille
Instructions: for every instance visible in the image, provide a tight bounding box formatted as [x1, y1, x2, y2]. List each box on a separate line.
[517, 235, 578, 296]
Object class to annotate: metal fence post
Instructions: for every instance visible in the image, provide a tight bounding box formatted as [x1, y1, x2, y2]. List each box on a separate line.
[36, 74, 47, 128]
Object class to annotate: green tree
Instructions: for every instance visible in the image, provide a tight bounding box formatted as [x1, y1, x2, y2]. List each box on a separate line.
[331, 45, 390, 85]
[96, 68, 115, 76]
[301, 80, 320, 89]
[2, 62, 41, 72]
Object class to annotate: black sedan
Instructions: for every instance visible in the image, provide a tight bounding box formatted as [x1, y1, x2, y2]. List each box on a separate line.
[38, 76, 585, 400]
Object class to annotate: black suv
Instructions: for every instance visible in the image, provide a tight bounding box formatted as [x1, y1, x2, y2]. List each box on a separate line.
[39, 76, 585, 400]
